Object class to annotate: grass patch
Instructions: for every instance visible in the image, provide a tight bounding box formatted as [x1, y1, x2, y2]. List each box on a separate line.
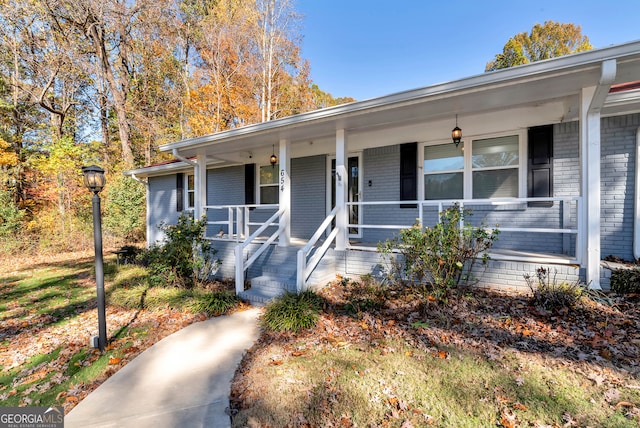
[262, 291, 324, 332]
[0, 252, 235, 411]
[106, 264, 241, 315]
[232, 278, 640, 427]
[233, 339, 639, 427]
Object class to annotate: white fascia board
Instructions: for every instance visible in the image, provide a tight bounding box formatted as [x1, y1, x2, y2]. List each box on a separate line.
[160, 40, 640, 154]
[123, 162, 194, 178]
[124, 158, 229, 178]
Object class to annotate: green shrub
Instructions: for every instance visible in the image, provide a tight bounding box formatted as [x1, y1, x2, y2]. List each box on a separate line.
[103, 175, 146, 241]
[524, 267, 586, 311]
[378, 204, 499, 299]
[190, 291, 240, 316]
[0, 189, 24, 237]
[610, 267, 640, 294]
[262, 291, 324, 332]
[138, 214, 219, 288]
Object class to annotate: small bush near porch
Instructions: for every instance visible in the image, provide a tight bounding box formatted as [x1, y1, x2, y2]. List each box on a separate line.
[137, 214, 220, 289]
[230, 277, 640, 427]
[378, 204, 499, 300]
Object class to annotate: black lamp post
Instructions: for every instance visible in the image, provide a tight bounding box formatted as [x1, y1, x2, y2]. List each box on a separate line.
[82, 165, 107, 352]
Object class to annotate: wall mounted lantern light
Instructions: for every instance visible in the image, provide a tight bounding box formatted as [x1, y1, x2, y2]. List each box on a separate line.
[270, 144, 278, 168]
[451, 114, 462, 147]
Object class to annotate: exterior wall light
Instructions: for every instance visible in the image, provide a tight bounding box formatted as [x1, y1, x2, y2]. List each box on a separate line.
[270, 144, 278, 167]
[452, 114, 462, 147]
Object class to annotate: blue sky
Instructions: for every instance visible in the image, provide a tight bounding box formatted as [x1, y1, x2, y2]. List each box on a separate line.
[297, 0, 640, 101]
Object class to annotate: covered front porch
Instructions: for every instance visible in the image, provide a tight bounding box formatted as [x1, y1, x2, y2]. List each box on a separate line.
[125, 41, 640, 300]
[200, 195, 582, 301]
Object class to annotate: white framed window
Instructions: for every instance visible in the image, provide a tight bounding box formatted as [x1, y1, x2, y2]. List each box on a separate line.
[259, 164, 279, 204]
[186, 174, 195, 209]
[421, 132, 524, 200]
[471, 135, 519, 198]
[423, 143, 464, 200]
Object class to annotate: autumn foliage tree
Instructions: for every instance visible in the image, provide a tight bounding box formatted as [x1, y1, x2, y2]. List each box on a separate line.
[0, 0, 353, 253]
[485, 21, 593, 71]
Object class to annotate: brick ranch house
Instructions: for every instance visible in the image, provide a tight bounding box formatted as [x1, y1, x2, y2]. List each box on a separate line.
[126, 40, 640, 304]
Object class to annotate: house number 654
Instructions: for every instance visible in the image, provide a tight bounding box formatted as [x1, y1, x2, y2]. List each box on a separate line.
[280, 169, 285, 191]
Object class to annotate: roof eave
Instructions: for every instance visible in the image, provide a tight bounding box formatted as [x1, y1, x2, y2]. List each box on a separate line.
[160, 40, 640, 154]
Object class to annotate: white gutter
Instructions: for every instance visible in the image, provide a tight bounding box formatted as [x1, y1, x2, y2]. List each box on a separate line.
[130, 173, 147, 185]
[635, 127, 640, 260]
[172, 149, 197, 167]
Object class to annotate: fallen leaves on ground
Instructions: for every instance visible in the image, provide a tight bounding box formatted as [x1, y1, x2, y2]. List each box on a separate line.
[0, 251, 210, 413]
[231, 279, 640, 426]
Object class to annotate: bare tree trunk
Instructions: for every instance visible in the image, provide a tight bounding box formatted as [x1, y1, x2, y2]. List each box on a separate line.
[99, 85, 110, 171]
[88, 21, 134, 167]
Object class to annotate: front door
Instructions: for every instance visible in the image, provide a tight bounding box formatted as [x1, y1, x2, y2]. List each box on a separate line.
[328, 155, 362, 238]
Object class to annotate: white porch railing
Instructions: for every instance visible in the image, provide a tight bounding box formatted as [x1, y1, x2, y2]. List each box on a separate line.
[296, 206, 339, 292]
[202, 196, 583, 293]
[234, 208, 285, 293]
[345, 196, 583, 265]
[204, 204, 278, 241]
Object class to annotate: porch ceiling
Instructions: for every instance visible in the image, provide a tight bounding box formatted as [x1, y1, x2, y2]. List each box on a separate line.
[160, 41, 640, 160]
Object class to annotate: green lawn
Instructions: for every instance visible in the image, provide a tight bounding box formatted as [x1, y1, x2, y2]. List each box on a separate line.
[0, 252, 241, 412]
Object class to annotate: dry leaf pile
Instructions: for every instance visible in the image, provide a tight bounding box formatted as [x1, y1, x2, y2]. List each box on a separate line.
[231, 280, 640, 426]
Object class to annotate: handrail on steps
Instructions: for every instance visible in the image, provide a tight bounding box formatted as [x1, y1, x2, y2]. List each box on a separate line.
[234, 209, 284, 293]
[296, 206, 339, 292]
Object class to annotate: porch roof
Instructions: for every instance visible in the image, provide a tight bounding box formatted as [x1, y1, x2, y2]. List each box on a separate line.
[128, 40, 640, 177]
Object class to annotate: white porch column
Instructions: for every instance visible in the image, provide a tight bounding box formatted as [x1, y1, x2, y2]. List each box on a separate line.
[335, 129, 348, 251]
[278, 139, 291, 246]
[195, 150, 208, 219]
[579, 60, 616, 290]
[580, 86, 601, 289]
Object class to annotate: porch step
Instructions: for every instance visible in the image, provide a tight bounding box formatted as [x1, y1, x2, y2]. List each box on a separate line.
[241, 272, 297, 306]
[262, 265, 297, 278]
[238, 286, 287, 306]
[250, 274, 296, 291]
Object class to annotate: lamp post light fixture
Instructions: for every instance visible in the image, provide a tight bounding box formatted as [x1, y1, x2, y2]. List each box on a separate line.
[82, 165, 107, 352]
[451, 114, 462, 147]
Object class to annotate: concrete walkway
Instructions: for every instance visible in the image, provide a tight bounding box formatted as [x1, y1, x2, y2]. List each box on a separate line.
[65, 308, 262, 428]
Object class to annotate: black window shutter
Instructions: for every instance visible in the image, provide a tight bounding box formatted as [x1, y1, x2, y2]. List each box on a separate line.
[400, 142, 417, 208]
[245, 163, 256, 205]
[176, 173, 184, 212]
[528, 125, 553, 207]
